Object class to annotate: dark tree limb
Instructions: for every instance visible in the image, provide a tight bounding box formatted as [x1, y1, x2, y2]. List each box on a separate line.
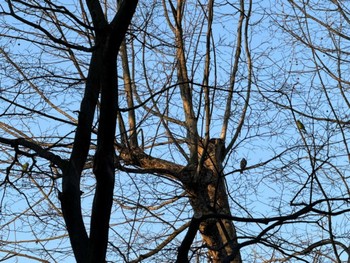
[60, 51, 100, 262]
[86, 1, 139, 262]
[176, 216, 201, 263]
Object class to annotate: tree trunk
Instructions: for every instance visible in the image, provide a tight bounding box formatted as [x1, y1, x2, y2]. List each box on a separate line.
[119, 138, 242, 262]
[60, 1, 139, 262]
[188, 138, 242, 262]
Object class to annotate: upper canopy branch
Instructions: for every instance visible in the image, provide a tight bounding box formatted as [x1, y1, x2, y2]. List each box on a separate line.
[4, 0, 93, 51]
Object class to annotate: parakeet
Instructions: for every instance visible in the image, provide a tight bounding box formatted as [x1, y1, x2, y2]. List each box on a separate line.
[296, 120, 306, 133]
[240, 158, 247, 174]
[21, 162, 29, 176]
[22, 162, 29, 172]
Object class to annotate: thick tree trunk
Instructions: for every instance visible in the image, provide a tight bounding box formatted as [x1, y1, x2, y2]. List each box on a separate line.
[190, 180, 241, 262]
[88, 51, 118, 263]
[60, 50, 100, 263]
[60, 1, 138, 262]
[188, 138, 242, 262]
[119, 139, 242, 262]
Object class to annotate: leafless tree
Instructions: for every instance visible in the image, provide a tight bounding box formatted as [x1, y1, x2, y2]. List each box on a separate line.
[1, 0, 350, 262]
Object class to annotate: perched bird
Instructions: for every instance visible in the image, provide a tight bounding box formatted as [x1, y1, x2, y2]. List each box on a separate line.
[22, 162, 29, 172]
[240, 158, 247, 174]
[296, 120, 306, 133]
[21, 162, 29, 176]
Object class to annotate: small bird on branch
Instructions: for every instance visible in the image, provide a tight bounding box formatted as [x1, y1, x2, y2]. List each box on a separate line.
[240, 158, 247, 174]
[296, 120, 307, 133]
[21, 162, 29, 176]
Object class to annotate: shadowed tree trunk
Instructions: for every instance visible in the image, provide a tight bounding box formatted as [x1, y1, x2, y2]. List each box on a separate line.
[59, 1, 138, 262]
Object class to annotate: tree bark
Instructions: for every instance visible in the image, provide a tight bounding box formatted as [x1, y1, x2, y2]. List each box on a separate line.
[191, 139, 242, 262]
[118, 138, 242, 262]
[60, 50, 100, 263]
[60, 1, 138, 262]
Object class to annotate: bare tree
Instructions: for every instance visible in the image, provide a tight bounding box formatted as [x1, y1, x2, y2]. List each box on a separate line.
[1, 0, 350, 262]
[0, 0, 138, 262]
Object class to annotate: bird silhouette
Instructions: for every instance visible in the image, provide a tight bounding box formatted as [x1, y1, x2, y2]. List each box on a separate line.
[240, 158, 247, 174]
